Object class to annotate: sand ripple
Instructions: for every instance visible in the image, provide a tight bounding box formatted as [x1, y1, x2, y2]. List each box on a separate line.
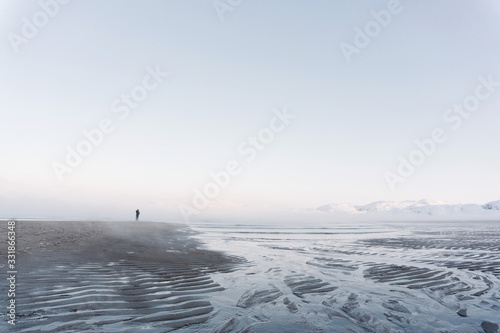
[3, 221, 245, 332]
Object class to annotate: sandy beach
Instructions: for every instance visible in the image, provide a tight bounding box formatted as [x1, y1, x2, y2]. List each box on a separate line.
[0, 220, 243, 332]
[1, 220, 499, 333]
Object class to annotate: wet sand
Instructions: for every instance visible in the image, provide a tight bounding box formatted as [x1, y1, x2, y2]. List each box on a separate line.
[193, 222, 500, 333]
[0, 220, 243, 332]
[2, 220, 499, 332]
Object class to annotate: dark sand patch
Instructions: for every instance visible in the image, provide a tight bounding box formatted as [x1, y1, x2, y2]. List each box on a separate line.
[0, 220, 244, 332]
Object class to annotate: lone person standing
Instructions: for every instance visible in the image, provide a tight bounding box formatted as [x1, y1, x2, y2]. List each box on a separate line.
[136, 209, 140, 221]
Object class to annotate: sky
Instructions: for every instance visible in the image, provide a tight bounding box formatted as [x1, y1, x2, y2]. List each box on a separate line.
[1, 0, 500, 222]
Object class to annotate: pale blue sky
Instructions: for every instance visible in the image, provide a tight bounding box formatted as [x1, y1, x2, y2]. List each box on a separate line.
[1, 1, 499, 220]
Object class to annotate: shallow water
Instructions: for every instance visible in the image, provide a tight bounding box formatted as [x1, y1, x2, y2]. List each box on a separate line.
[189, 221, 500, 333]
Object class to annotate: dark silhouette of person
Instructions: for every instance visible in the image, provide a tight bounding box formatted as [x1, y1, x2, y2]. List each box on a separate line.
[136, 209, 140, 221]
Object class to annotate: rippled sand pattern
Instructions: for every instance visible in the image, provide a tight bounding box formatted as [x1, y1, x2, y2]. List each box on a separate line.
[364, 264, 471, 295]
[192, 221, 500, 333]
[284, 273, 337, 297]
[3, 221, 499, 332]
[15, 256, 240, 332]
[0, 221, 244, 333]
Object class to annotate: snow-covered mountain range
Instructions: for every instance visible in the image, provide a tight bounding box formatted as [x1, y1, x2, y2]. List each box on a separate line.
[317, 199, 500, 217]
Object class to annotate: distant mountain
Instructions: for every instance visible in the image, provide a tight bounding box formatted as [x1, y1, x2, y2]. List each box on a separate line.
[482, 200, 500, 210]
[317, 199, 500, 217]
